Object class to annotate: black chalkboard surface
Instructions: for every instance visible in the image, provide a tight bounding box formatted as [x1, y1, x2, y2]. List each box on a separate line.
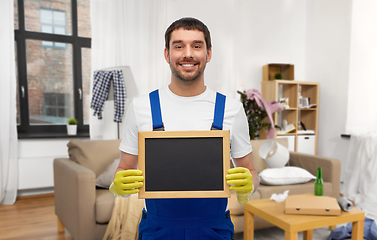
[138, 130, 230, 199]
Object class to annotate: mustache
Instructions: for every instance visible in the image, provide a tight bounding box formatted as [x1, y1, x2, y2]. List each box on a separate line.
[178, 58, 198, 64]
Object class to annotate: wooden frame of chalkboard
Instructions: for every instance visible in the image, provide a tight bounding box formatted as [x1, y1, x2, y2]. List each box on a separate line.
[138, 130, 230, 199]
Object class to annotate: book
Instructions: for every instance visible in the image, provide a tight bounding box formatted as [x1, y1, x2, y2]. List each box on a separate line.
[278, 124, 295, 134]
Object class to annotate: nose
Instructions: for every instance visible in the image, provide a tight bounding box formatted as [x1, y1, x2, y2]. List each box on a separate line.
[183, 46, 193, 59]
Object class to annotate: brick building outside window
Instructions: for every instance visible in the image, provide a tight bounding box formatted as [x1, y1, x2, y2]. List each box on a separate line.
[15, 0, 91, 137]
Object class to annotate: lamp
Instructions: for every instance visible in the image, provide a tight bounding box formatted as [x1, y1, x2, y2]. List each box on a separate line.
[259, 140, 289, 168]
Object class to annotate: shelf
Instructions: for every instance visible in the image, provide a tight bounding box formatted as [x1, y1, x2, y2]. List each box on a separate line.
[300, 84, 319, 106]
[263, 64, 294, 81]
[261, 79, 319, 155]
[297, 131, 316, 135]
[18, 131, 90, 139]
[277, 133, 297, 137]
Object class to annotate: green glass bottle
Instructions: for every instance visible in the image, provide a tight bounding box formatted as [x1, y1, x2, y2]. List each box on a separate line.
[314, 167, 324, 196]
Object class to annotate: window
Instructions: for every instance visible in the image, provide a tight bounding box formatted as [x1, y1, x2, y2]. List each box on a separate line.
[15, 0, 91, 138]
[40, 9, 67, 48]
[44, 93, 70, 120]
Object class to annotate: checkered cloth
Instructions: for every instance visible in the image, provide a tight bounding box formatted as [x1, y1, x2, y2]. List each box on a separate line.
[90, 70, 126, 123]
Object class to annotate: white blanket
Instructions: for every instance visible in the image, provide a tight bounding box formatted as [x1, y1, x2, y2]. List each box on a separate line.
[342, 131, 377, 221]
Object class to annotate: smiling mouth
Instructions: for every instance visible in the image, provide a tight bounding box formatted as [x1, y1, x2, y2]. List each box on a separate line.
[179, 63, 198, 70]
[181, 63, 195, 67]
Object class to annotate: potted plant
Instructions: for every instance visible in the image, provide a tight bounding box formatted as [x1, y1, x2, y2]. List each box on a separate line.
[274, 72, 283, 80]
[67, 118, 78, 135]
[237, 89, 282, 139]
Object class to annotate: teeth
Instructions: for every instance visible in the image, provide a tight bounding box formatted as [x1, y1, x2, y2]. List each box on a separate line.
[181, 64, 194, 67]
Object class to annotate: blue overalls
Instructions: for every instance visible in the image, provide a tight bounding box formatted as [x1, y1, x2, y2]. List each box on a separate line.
[137, 90, 235, 240]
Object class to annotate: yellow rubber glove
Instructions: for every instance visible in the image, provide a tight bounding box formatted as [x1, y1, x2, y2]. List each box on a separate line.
[226, 167, 254, 204]
[109, 170, 144, 197]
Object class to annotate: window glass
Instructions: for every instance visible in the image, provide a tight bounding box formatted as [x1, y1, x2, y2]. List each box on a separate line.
[41, 25, 53, 33]
[15, 41, 20, 125]
[40, 8, 52, 24]
[82, 47, 91, 124]
[53, 11, 66, 25]
[26, 39, 73, 124]
[40, 9, 66, 35]
[54, 26, 65, 35]
[24, 0, 71, 35]
[77, 0, 91, 37]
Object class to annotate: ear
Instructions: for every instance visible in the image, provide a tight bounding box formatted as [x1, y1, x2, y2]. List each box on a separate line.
[164, 48, 170, 64]
[206, 48, 212, 63]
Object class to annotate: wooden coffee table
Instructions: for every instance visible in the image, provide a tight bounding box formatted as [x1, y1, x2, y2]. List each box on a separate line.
[244, 195, 365, 240]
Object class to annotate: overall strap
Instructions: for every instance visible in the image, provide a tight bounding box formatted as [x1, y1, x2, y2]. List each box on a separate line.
[149, 89, 165, 131]
[211, 92, 226, 130]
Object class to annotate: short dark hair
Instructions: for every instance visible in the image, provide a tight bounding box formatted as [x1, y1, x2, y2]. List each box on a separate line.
[165, 17, 212, 51]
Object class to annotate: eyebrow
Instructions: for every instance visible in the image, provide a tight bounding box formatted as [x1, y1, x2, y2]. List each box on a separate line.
[193, 40, 205, 45]
[171, 40, 183, 45]
[171, 40, 205, 45]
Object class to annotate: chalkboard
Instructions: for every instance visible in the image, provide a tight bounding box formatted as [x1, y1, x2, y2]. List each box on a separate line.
[138, 130, 230, 199]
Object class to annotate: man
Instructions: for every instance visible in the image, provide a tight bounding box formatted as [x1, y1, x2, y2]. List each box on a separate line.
[110, 17, 259, 239]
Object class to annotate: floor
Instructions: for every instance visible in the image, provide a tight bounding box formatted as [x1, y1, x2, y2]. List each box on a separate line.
[2, 193, 339, 240]
[0, 193, 244, 240]
[0, 194, 73, 240]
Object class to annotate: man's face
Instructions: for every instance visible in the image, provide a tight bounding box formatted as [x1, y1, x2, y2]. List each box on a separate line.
[164, 28, 212, 83]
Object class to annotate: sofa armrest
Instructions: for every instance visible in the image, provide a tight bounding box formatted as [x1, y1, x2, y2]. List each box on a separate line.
[53, 158, 97, 240]
[288, 152, 341, 199]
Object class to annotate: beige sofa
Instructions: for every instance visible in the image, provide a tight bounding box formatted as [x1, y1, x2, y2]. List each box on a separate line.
[54, 138, 340, 240]
[54, 139, 121, 240]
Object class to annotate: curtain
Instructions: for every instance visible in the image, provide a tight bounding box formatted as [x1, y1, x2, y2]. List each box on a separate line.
[90, 0, 169, 140]
[345, 0, 377, 134]
[342, 0, 377, 221]
[341, 132, 377, 221]
[0, 0, 18, 205]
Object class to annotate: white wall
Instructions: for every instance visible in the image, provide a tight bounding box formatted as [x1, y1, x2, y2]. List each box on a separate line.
[305, 0, 352, 169]
[17, 138, 86, 196]
[165, 0, 306, 98]
[18, 0, 353, 194]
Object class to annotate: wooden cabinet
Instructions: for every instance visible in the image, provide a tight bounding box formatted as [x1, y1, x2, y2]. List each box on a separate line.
[263, 64, 294, 81]
[261, 80, 319, 155]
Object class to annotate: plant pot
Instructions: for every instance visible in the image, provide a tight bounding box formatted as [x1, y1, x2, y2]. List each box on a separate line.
[67, 124, 77, 135]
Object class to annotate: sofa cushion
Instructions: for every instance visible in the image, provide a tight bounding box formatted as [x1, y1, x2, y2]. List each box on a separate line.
[96, 158, 120, 188]
[96, 189, 116, 224]
[259, 166, 316, 185]
[67, 139, 121, 177]
[256, 182, 333, 199]
[250, 138, 289, 173]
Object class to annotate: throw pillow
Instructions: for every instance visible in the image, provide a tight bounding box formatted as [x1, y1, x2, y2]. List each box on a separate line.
[259, 166, 316, 185]
[96, 158, 120, 188]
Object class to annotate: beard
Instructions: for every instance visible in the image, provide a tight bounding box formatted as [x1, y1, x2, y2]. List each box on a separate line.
[169, 58, 207, 83]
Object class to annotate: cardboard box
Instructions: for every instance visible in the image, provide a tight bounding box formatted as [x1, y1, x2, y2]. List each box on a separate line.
[285, 195, 341, 216]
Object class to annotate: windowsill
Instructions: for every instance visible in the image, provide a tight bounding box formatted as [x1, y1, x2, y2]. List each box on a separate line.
[18, 132, 90, 139]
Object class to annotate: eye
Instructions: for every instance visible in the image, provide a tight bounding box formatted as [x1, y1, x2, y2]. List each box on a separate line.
[175, 45, 183, 49]
[194, 45, 201, 49]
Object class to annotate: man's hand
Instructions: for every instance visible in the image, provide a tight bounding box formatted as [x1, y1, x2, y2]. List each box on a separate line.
[109, 170, 144, 197]
[226, 167, 254, 204]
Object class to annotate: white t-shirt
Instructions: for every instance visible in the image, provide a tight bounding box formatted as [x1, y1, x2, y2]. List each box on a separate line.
[119, 86, 252, 158]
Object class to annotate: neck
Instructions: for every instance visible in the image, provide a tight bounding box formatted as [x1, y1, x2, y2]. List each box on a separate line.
[168, 76, 206, 97]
